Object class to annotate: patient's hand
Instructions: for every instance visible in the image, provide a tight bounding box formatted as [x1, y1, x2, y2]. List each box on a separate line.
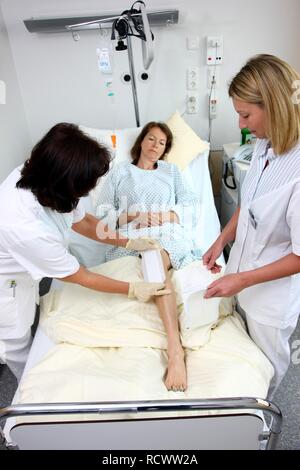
[134, 211, 179, 228]
[135, 212, 161, 228]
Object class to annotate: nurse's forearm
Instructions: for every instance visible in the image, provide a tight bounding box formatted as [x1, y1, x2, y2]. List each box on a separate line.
[241, 253, 300, 287]
[72, 213, 128, 247]
[220, 208, 240, 246]
[61, 266, 129, 294]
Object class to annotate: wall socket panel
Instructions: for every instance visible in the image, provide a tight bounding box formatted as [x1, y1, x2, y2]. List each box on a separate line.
[187, 67, 199, 90]
[187, 92, 199, 114]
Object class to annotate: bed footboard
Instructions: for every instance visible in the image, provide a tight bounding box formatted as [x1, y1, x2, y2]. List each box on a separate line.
[0, 397, 282, 450]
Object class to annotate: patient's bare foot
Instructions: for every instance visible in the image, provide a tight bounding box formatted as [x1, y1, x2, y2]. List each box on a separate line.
[164, 346, 187, 392]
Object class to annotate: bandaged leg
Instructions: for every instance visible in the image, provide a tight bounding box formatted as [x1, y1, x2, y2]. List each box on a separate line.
[141, 249, 187, 391]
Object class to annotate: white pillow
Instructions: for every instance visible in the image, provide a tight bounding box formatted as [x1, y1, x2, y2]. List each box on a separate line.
[79, 125, 113, 151]
[114, 127, 141, 164]
[79, 124, 141, 166]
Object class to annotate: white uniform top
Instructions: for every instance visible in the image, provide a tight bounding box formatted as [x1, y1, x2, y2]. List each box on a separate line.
[226, 139, 300, 328]
[0, 167, 85, 338]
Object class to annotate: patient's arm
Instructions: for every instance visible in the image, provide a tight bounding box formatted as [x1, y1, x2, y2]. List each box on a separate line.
[72, 213, 127, 248]
[119, 211, 179, 228]
[61, 265, 129, 294]
[73, 214, 160, 251]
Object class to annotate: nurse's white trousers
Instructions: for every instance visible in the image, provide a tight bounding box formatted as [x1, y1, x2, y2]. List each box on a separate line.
[1, 330, 33, 382]
[236, 302, 298, 399]
[246, 316, 298, 399]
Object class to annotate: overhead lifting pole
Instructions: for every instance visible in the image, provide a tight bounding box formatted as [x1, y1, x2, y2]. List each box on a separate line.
[67, 1, 154, 127]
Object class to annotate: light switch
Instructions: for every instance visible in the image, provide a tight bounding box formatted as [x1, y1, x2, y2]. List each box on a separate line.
[187, 36, 200, 50]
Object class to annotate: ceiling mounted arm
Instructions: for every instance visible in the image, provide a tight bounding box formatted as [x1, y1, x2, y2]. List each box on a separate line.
[24, 10, 179, 34]
[139, 1, 154, 70]
[66, 1, 154, 70]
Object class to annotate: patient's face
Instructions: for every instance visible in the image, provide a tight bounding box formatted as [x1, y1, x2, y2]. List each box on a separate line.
[140, 127, 167, 167]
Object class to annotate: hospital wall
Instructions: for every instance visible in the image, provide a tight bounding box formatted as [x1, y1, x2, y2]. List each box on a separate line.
[1, 0, 300, 183]
[0, 1, 31, 183]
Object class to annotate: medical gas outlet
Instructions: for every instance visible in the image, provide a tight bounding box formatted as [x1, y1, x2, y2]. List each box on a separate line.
[207, 67, 219, 88]
[209, 96, 217, 119]
[206, 36, 223, 65]
[187, 92, 199, 114]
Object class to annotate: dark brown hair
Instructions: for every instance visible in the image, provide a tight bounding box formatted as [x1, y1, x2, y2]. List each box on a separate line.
[16, 122, 111, 212]
[131, 121, 173, 165]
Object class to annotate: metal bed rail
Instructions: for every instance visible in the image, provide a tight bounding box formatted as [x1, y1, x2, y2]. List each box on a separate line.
[0, 397, 282, 450]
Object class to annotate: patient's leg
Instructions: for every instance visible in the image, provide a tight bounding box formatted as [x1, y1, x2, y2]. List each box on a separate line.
[154, 250, 187, 391]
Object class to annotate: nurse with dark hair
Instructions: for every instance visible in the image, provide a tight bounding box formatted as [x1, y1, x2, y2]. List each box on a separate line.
[0, 122, 168, 381]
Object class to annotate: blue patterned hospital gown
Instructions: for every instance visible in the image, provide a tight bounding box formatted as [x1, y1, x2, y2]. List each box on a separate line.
[95, 160, 200, 270]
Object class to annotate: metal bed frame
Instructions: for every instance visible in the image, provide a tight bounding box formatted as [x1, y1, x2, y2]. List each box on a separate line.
[0, 397, 282, 450]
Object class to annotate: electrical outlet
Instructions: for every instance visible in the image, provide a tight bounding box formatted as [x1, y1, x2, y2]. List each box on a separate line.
[187, 67, 199, 90]
[187, 92, 199, 114]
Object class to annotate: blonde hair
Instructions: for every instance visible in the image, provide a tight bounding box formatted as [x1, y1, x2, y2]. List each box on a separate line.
[229, 54, 300, 155]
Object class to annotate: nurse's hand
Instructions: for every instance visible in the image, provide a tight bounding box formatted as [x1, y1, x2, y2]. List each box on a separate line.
[204, 273, 249, 298]
[202, 239, 224, 272]
[128, 282, 171, 302]
[125, 237, 161, 251]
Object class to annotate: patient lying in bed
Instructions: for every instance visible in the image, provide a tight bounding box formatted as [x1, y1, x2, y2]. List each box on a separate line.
[94, 122, 202, 392]
[18, 256, 274, 408]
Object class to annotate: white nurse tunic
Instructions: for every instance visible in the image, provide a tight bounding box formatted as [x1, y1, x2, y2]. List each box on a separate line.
[0, 167, 85, 343]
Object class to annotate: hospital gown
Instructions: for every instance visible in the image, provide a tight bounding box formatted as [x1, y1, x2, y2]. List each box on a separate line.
[95, 160, 200, 269]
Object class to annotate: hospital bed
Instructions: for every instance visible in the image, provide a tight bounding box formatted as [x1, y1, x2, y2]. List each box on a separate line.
[0, 125, 282, 450]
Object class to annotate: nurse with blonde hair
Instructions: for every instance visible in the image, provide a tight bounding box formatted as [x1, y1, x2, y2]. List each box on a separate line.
[203, 54, 300, 397]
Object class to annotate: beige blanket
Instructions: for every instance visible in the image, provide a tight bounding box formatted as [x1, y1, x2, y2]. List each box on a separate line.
[19, 257, 274, 411]
[41, 257, 225, 349]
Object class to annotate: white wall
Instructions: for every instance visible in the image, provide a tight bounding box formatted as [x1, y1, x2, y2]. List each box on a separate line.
[0, 0, 31, 182]
[2, 0, 300, 150]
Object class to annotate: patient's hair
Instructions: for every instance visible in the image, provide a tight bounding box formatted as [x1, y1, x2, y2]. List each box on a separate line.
[131, 121, 173, 165]
[229, 54, 300, 155]
[17, 122, 111, 212]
